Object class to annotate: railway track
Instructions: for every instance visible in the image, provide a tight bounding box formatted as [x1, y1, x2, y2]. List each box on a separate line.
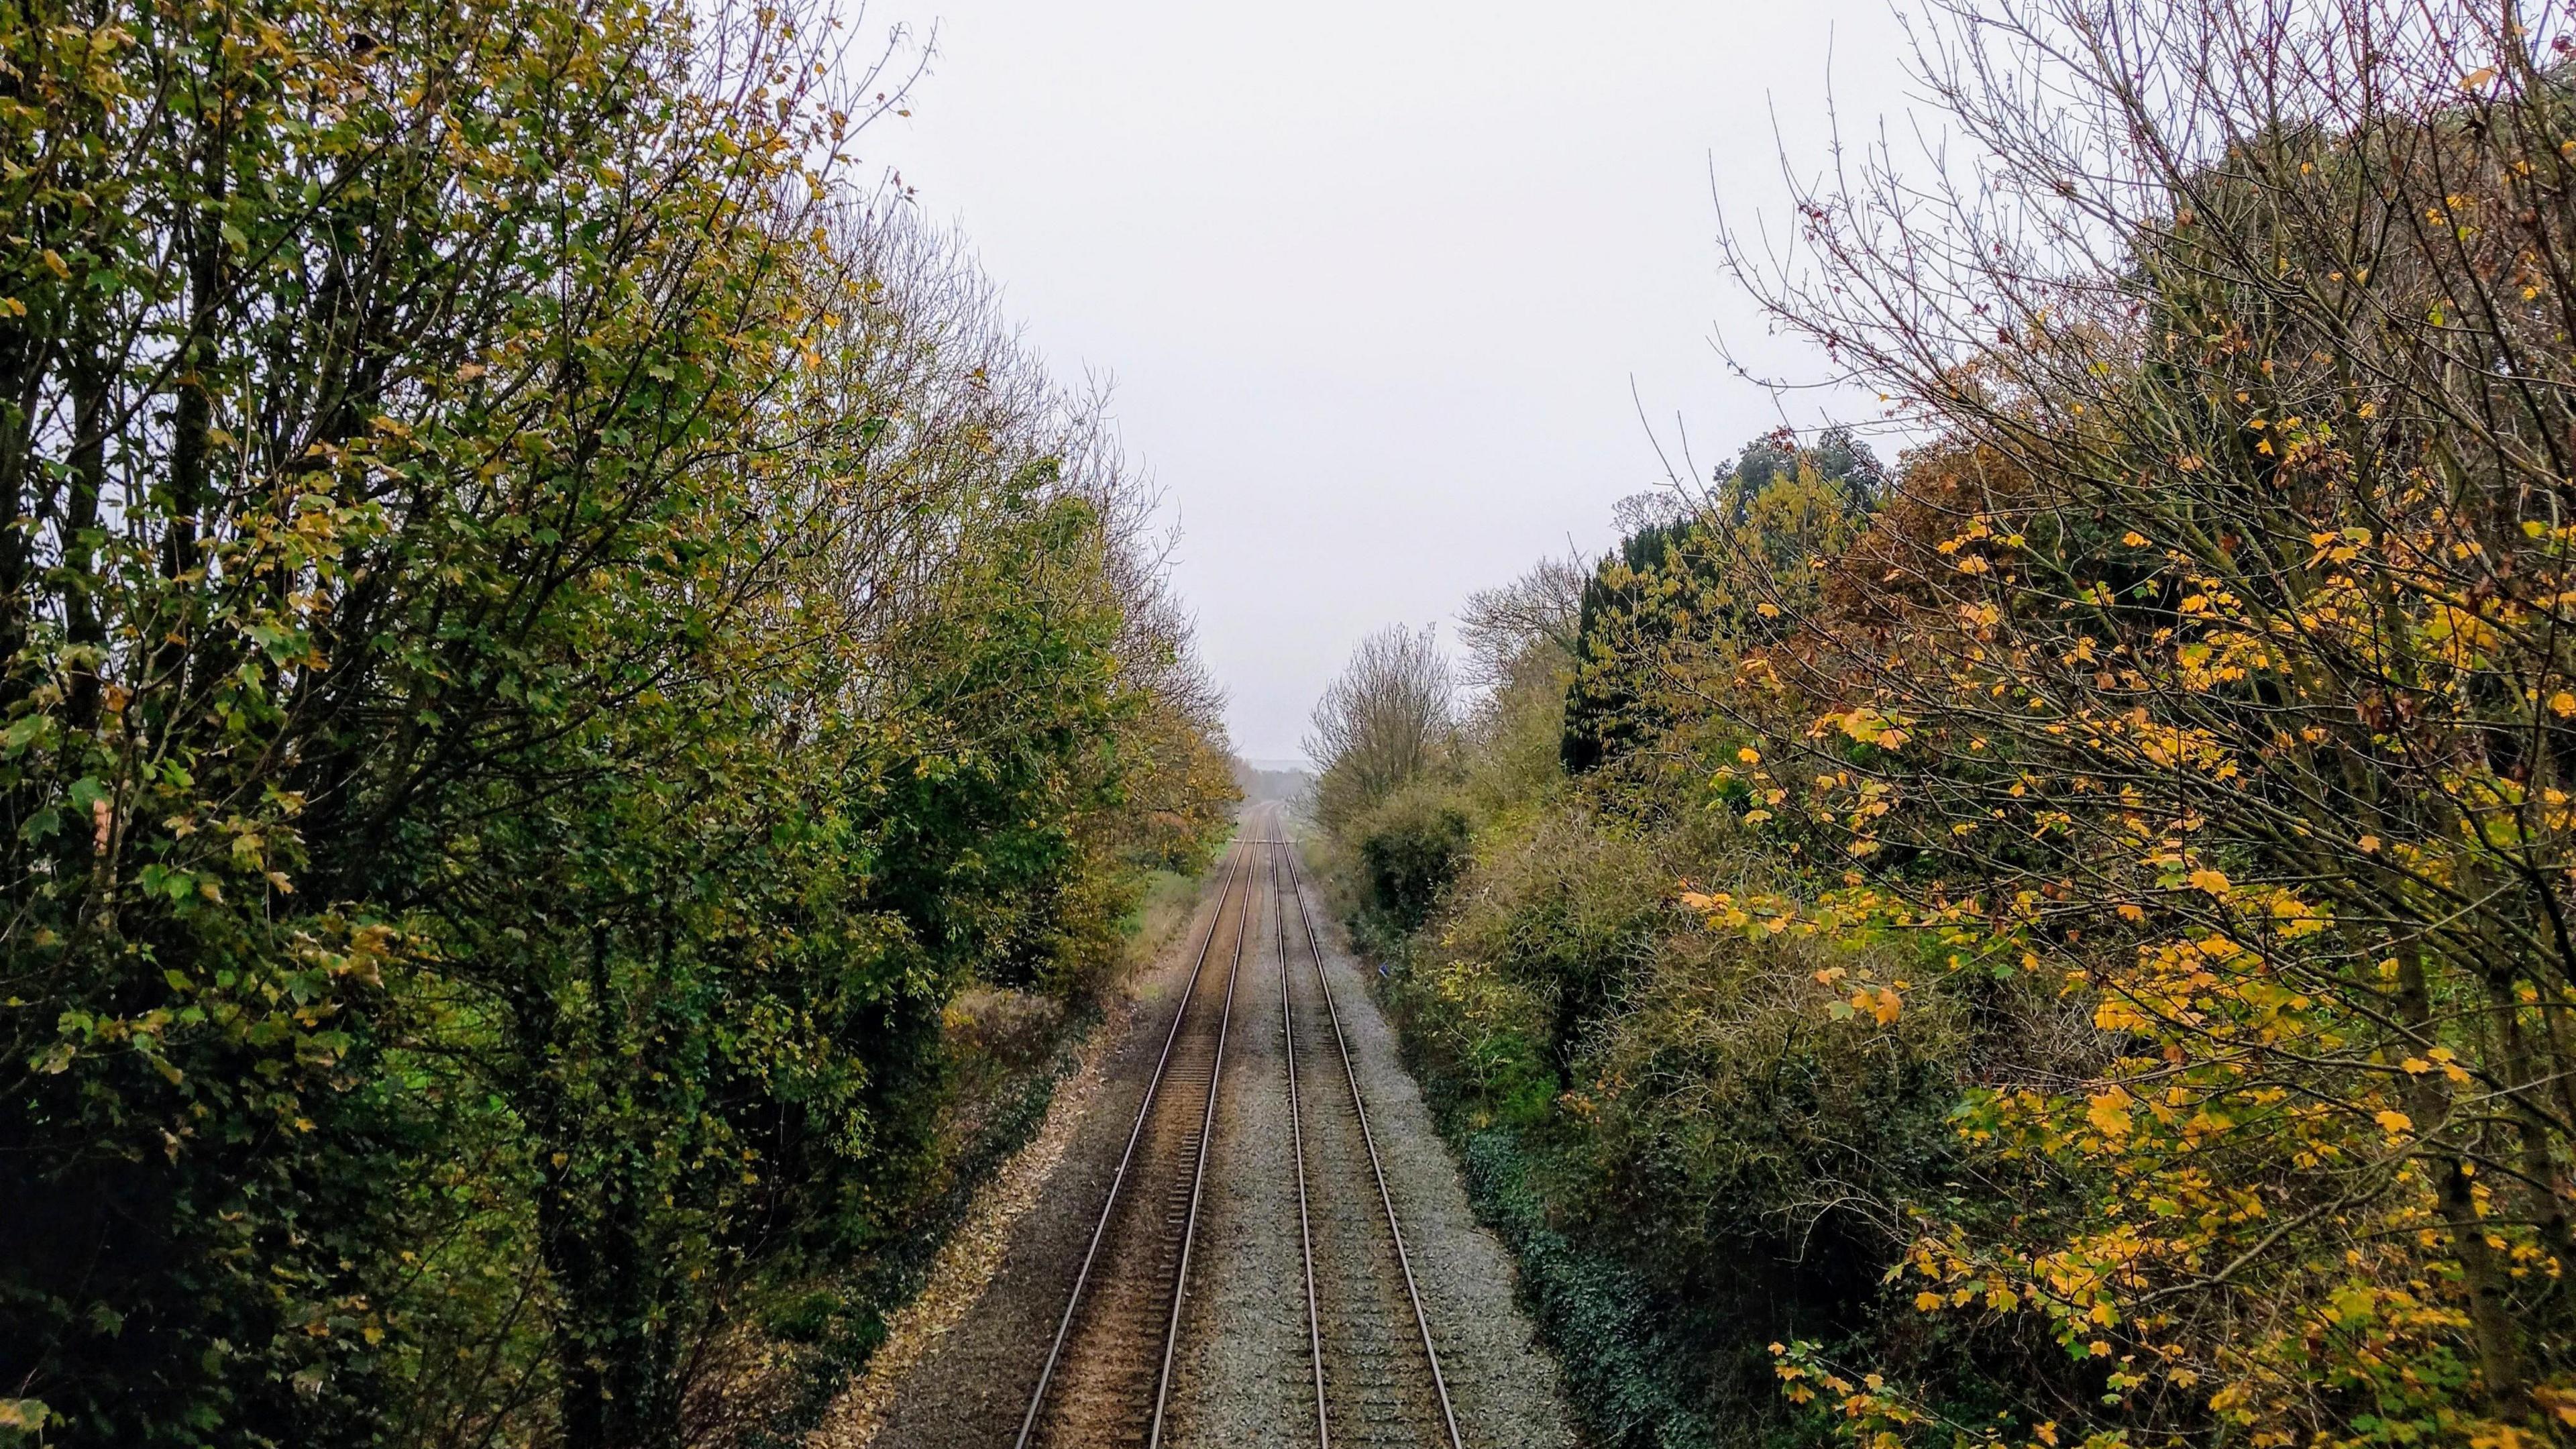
[1013, 811, 1463, 1448]
[1015, 841, 1251, 1449]
[1274, 833, 1464, 1449]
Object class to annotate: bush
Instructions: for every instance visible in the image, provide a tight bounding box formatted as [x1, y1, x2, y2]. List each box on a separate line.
[1371, 786, 1980, 1446]
[1317, 455, 1992, 1449]
[1354, 787, 1477, 935]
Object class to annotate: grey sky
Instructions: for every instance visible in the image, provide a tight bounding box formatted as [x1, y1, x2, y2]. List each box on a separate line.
[863, 1, 1917, 763]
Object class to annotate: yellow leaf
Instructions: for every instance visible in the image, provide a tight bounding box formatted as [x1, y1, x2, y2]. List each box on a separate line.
[2121, 531, 2148, 547]
[2095, 998, 2151, 1032]
[1915, 1291, 1943, 1311]
[2375, 1110, 2413, 1135]
[2088, 1089, 2134, 1138]
[2551, 691, 2576, 718]
[2357, 835, 2380, 853]
[1737, 747, 1761, 765]
[2461, 66, 2497, 89]
[2187, 867, 2232, 897]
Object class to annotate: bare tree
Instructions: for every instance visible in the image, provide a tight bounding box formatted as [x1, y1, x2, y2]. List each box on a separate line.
[1457, 554, 1587, 692]
[1305, 624, 1455, 833]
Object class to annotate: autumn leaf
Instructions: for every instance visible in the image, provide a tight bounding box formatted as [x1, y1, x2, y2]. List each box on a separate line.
[2087, 1089, 2135, 1138]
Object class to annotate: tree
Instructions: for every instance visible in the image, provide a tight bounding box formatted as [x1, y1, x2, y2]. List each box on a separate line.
[1306, 624, 1454, 835]
[0, 0, 1232, 1442]
[1716, 0, 2576, 1440]
[1562, 438, 1878, 775]
[1459, 555, 1587, 695]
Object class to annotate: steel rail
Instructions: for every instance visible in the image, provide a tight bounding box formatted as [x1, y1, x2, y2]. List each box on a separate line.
[1280, 839, 1468, 1449]
[1271, 826, 1333, 1449]
[1013, 839, 1248, 1449]
[1145, 827, 1252, 1449]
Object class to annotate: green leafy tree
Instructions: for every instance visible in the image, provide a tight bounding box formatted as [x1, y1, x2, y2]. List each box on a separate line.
[0, 0, 1234, 1443]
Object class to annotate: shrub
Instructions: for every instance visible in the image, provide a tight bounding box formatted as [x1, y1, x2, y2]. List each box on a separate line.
[1354, 786, 1477, 936]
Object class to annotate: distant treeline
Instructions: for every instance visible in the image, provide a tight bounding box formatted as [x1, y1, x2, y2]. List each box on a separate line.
[1306, 4, 2576, 1448]
[0, 1, 1236, 1445]
[1232, 759, 1316, 809]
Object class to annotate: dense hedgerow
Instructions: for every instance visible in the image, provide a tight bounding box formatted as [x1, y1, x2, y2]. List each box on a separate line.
[1315, 465, 1995, 1448]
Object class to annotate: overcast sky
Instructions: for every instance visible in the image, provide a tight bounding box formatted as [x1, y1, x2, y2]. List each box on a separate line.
[860, 1, 1920, 763]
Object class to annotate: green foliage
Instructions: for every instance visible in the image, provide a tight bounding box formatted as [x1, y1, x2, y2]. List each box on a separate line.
[0, 0, 1236, 1443]
[1353, 786, 1474, 938]
[1563, 449, 1876, 776]
[1453, 1127, 1713, 1449]
[1562, 521, 1709, 775]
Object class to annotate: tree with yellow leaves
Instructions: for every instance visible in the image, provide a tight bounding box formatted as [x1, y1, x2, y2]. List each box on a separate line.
[1713, 0, 2576, 1442]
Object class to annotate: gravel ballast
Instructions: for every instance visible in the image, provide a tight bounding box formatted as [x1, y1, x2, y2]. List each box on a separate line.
[826, 808, 1578, 1449]
[1159, 834, 1310, 1444]
[1272, 833, 1578, 1449]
